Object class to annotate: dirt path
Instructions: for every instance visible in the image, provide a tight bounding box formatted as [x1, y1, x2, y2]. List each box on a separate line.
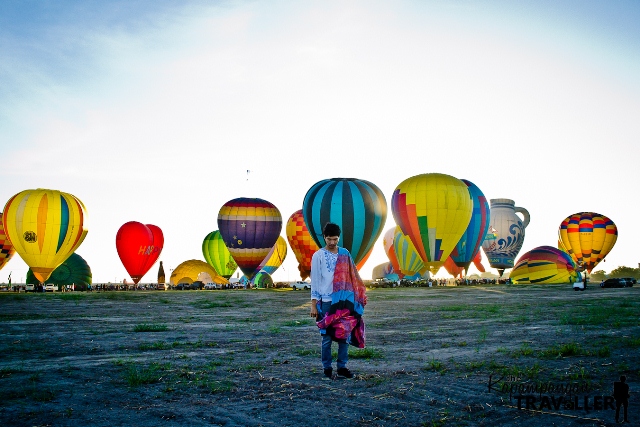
[0, 285, 638, 426]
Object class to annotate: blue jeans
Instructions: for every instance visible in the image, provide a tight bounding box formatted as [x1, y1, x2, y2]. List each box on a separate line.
[318, 301, 349, 369]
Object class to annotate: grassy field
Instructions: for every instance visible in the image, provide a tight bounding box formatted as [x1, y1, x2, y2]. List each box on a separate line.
[0, 285, 638, 426]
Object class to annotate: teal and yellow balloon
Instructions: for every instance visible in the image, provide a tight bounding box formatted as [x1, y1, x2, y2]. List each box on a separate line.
[3, 189, 88, 282]
[256, 236, 287, 276]
[391, 174, 473, 274]
[393, 226, 425, 277]
[202, 230, 238, 279]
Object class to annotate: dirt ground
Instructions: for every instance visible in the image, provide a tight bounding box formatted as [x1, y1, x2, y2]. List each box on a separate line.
[0, 284, 638, 427]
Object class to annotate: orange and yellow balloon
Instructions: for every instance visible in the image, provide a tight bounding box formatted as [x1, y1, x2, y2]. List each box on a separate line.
[391, 173, 473, 274]
[558, 212, 617, 273]
[3, 189, 88, 282]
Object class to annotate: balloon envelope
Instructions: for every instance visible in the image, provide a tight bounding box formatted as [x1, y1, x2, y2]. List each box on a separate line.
[285, 210, 319, 280]
[510, 246, 578, 284]
[116, 222, 164, 284]
[558, 212, 617, 273]
[217, 198, 282, 279]
[256, 236, 287, 276]
[0, 212, 16, 272]
[443, 256, 464, 278]
[3, 189, 88, 282]
[303, 178, 387, 269]
[382, 227, 403, 278]
[393, 226, 425, 276]
[252, 271, 274, 288]
[26, 252, 92, 289]
[170, 260, 228, 285]
[202, 230, 238, 278]
[391, 173, 473, 274]
[450, 179, 490, 272]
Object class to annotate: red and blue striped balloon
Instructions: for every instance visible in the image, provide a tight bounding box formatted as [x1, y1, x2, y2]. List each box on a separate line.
[450, 179, 490, 272]
[302, 178, 387, 268]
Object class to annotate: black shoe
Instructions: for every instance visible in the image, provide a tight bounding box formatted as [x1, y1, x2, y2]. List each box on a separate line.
[323, 368, 333, 380]
[337, 367, 354, 379]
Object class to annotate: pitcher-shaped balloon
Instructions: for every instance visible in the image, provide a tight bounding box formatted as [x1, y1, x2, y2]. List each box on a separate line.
[481, 199, 530, 276]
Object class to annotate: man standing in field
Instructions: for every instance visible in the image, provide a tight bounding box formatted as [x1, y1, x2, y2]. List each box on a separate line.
[309, 222, 367, 380]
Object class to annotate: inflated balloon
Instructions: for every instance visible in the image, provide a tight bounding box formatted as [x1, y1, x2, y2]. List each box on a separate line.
[450, 179, 490, 273]
[257, 236, 287, 276]
[391, 174, 472, 274]
[443, 256, 464, 278]
[202, 230, 238, 278]
[116, 222, 164, 284]
[393, 226, 425, 277]
[382, 228, 403, 278]
[26, 252, 92, 289]
[217, 198, 282, 280]
[286, 210, 319, 280]
[355, 247, 374, 271]
[558, 212, 617, 273]
[252, 271, 273, 288]
[303, 178, 387, 269]
[510, 246, 578, 284]
[3, 189, 88, 282]
[481, 199, 530, 276]
[170, 260, 228, 285]
[371, 262, 399, 281]
[472, 251, 486, 273]
[0, 213, 16, 272]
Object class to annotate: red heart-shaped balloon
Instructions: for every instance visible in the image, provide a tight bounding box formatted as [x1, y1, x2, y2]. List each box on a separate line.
[116, 221, 164, 284]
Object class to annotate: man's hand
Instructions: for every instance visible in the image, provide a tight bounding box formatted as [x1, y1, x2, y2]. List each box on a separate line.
[310, 299, 318, 318]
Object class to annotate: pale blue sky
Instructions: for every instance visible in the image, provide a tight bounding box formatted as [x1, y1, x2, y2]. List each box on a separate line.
[2, 1, 639, 282]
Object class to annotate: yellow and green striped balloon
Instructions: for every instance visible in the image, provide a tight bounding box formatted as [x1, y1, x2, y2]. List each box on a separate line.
[202, 230, 238, 279]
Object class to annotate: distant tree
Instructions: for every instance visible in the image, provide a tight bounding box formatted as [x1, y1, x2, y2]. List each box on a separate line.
[590, 270, 607, 281]
[608, 266, 640, 279]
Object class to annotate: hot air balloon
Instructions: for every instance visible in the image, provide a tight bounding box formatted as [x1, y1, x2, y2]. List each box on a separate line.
[558, 212, 617, 273]
[256, 236, 287, 276]
[170, 260, 228, 286]
[3, 189, 88, 282]
[217, 198, 282, 280]
[481, 199, 530, 276]
[286, 210, 319, 280]
[382, 228, 403, 278]
[443, 256, 464, 278]
[252, 271, 274, 288]
[302, 178, 387, 269]
[391, 174, 472, 274]
[393, 226, 425, 277]
[472, 251, 486, 273]
[510, 246, 578, 284]
[450, 179, 490, 273]
[202, 230, 238, 278]
[116, 222, 164, 284]
[0, 213, 16, 272]
[26, 252, 92, 290]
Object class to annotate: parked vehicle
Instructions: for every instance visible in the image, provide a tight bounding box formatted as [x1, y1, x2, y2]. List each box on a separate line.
[291, 281, 310, 290]
[600, 278, 634, 288]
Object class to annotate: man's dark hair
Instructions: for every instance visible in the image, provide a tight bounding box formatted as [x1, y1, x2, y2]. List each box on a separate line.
[323, 222, 341, 237]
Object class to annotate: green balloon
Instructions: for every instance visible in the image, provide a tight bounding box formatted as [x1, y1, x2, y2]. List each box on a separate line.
[26, 252, 92, 290]
[202, 230, 237, 279]
[252, 271, 273, 289]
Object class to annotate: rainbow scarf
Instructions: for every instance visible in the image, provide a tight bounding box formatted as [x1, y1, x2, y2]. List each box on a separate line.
[316, 247, 367, 348]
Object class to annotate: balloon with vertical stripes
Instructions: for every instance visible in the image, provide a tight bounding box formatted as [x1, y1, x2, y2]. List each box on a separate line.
[302, 178, 387, 269]
[3, 188, 88, 282]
